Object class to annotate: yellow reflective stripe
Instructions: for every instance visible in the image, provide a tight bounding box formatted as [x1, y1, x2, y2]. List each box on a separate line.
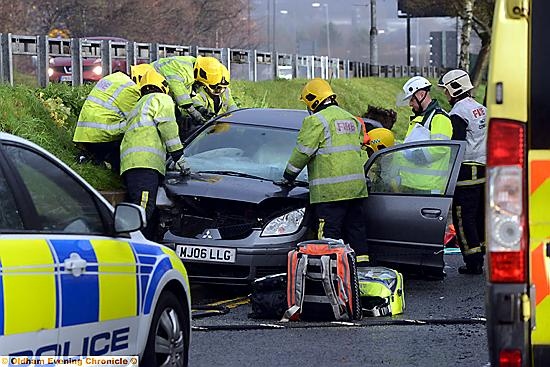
[92, 239, 137, 321]
[318, 219, 325, 240]
[0, 239, 56, 335]
[140, 191, 149, 209]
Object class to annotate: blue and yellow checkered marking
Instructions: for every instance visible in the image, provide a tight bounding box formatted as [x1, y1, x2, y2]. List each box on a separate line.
[0, 239, 57, 336]
[0, 237, 180, 337]
[50, 239, 100, 327]
[0, 258, 4, 335]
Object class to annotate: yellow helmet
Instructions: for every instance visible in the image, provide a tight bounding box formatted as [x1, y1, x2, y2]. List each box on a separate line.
[130, 63, 154, 84]
[299, 78, 336, 111]
[219, 64, 230, 87]
[194, 56, 226, 94]
[139, 69, 169, 95]
[367, 128, 395, 155]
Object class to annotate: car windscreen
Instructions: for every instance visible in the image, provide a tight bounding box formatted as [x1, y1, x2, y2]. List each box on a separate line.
[183, 122, 308, 182]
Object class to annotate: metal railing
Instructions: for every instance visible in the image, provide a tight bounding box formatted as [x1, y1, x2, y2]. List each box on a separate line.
[0, 33, 441, 87]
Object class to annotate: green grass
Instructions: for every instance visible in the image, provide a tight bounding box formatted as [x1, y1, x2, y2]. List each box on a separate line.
[0, 77, 477, 190]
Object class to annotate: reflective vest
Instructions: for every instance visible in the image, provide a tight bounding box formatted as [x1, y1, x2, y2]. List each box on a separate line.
[451, 97, 487, 186]
[151, 56, 196, 108]
[450, 97, 487, 164]
[120, 93, 183, 175]
[284, 105, 369, 204]
[73, 72, 140, 143]
[400, 100, 453, 193]
[192, 85, 238, 116]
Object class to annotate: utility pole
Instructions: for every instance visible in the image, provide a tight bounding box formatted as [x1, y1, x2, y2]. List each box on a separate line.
[271, 0, 277, 79]
[369, 0, 378, 76]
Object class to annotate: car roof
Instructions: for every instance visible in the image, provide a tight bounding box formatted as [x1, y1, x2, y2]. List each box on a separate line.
[217, 108, 308, 130]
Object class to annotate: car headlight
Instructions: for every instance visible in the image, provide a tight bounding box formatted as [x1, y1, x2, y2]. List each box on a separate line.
[48, 68, 54, 77]
[261, 208, 305, 237]
[92, 65, 102, 75]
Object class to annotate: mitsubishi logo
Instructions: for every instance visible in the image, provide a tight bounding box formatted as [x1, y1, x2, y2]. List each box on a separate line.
[197, 228, 221, 240]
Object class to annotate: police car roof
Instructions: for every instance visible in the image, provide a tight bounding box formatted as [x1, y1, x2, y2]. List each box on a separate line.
[217, 108, 307, 130]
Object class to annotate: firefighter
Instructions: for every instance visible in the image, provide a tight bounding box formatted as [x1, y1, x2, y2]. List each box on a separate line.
[192, 62, 238, 120]
[277, 78, 370, 258]
[120, 70, 183, 240]
[438, 69, 487, 275]
[73, 67, 147, 172]
[396, 76, 453, 194]
[365, 127, 395, 157]
[151, 55, 223, 134]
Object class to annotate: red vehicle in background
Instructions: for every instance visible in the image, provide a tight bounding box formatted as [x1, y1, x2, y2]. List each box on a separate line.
[48, 36, 129, 83]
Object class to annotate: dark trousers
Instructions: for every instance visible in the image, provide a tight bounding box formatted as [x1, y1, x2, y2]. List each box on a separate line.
[123, 168, 162, 240]
[452, 183, 486, 266]
[83, 141, 121, 173]
[314, 198, 368, 256]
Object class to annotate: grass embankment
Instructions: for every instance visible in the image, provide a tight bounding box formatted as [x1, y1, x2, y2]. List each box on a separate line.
[0, 78, 456, 190]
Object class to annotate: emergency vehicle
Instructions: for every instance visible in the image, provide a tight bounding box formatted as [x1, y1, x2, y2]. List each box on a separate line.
[485, 0, 550, 365]
[0, 133, 191, 366]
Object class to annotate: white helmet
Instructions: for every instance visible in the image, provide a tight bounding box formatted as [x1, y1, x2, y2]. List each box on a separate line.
[396, 76, 432, 106]
[437, 69, 473, 98]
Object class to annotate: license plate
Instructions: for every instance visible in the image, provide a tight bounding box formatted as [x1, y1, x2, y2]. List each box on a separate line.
[176, 245, 236, 263]
[60, 75, 72, 82]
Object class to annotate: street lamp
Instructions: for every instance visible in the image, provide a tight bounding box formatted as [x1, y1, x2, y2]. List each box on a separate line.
[311, 2, 331, 59]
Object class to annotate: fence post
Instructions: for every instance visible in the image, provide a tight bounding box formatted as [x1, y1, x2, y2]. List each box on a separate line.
[252, 50, 258, 82]
[71, 38, 83, 87]
[149, 43, 159, 62]
[36, 35, 49, 87]
[221, 47, 230, 69]
[292, 54, 298, 79]
[101, 39, 112, 77]
[0, 33, 13, 85]
[126, 41, 137, 74]
[271, 52, 278, 80]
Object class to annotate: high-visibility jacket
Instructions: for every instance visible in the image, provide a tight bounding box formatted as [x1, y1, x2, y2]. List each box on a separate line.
[450, 96, 487, 187]
[284, 105, 369, 204]
[73, 72, 140, 143]
[192, 85, 238, 116]
[120, 93, 183, 176]
[400, 100, 453, 193]
[151, 56, 196, 108]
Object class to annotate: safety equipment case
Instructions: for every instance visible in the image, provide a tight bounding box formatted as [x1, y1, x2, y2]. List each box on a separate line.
[358, 266, 405, 317]
[283, 239, 362, 321]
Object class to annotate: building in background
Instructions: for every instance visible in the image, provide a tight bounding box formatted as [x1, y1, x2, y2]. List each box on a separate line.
[429, 31, 457, 69]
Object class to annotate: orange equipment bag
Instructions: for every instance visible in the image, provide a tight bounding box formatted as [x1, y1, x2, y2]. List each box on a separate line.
[282, 239, 362, 321]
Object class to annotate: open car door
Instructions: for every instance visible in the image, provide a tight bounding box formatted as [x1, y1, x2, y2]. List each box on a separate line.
[364, 140, 465, 277]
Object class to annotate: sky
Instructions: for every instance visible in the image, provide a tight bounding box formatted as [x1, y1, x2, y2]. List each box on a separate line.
[250, 0, 478, 66]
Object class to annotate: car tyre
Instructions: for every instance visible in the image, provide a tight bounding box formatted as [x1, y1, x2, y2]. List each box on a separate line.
[142, 291, 190, 367]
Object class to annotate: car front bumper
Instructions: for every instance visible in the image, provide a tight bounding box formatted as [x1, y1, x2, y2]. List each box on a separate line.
[163, 227, 309, 284]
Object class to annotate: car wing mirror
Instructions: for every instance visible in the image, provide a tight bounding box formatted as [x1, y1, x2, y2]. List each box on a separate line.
[114, 203, 146, 234]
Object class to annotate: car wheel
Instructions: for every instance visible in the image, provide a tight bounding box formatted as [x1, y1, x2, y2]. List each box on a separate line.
[142, 291, 190, 367]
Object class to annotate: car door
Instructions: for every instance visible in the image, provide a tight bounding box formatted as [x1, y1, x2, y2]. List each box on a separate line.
[0, 152, 60, 357]
[0, 141, 140, 357]
[364, 140, 465, 277]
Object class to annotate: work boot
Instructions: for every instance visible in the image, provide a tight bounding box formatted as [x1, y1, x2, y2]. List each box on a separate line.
[458, 263, 483, 275]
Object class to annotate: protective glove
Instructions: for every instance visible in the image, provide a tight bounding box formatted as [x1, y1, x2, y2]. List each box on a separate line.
[196, 106, 215, 121]
[185, 105, 206, 124]
[174, 156, 191, 175]
[273, 178, 295, 187]
[170, 148, 183, 163]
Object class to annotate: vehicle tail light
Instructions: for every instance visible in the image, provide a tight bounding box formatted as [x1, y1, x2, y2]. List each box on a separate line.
[486, 119, 527, 283]
[498, 349, 522, 367]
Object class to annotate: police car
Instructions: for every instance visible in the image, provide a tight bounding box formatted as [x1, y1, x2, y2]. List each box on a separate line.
[0, 133, 191, 366]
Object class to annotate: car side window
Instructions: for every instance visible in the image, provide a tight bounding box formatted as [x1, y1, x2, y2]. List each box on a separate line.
[0, 165, 24, 230]
[366, 144, 460, 196]
[4, 144, 106, 234]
